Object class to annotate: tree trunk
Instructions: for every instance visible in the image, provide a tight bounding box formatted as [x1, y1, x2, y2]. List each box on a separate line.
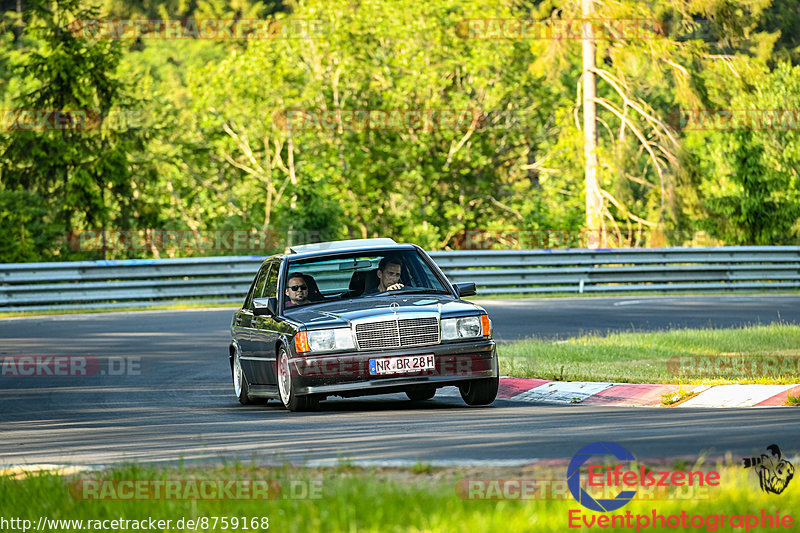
[15, 0, 23, 46]
[582, 0, 602, 248]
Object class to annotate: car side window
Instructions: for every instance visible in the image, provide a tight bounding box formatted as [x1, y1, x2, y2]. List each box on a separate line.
[244, 264, 270, 310]
[264, 262, 280, 298]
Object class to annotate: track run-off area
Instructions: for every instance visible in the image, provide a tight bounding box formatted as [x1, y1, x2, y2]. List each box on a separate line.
[1, 294, 800, 468]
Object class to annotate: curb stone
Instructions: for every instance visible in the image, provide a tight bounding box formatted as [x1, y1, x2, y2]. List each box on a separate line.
[495, 378, 800, 407]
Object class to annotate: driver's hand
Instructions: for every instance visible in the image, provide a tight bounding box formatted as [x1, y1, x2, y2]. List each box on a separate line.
[387, 283, 404, 291]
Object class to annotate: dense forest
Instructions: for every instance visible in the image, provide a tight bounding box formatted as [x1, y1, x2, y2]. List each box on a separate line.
[1, 0, 799, 261]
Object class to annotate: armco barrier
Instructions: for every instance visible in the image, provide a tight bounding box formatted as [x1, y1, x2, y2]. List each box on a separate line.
[433, 246, 800, 295]
[0, 246, 799, 311]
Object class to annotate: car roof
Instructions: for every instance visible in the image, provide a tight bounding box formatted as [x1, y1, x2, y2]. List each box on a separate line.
[285, 240, 418, 261]
[289, 238, 397, 254]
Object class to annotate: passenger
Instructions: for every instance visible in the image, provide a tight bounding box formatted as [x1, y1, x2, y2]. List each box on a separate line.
[365, 256, 404, 294]
[285, 273, 310, 306]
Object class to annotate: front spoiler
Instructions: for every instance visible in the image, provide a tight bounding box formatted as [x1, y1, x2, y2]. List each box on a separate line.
[288, 339, 498, 397]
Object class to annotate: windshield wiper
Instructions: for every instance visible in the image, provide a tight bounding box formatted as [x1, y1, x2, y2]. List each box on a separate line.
[361, 288, 449, 297]
[393, 288, 450, 295]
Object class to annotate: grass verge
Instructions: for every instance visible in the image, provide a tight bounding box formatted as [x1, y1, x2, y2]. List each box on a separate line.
[1, 463, 797, 532]
[468, 289, 800, 300]
[498, 323, 800, 384]
[0, 300, 238, 318]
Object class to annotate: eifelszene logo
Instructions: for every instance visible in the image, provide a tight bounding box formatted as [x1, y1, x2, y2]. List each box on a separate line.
[567, 442, 720, 512]
[743, 444, 795, 495]
[568, 442, 637, 512]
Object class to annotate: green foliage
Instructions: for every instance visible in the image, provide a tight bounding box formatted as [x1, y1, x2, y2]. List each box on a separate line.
[186, 0, 567, 249]
[1, 0, 154, 260]
[0, 189, 64, 262]
[2, 0, 800, 262]
[704, 132, 782, 244]
[2, 463, 798, 532]
[288, 177, 343, 242]
[688, 62, 800, 244]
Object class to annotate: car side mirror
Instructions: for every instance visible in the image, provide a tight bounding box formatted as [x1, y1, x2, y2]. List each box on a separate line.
[454, 282, 477, 298]
[253, 297, 279, 316]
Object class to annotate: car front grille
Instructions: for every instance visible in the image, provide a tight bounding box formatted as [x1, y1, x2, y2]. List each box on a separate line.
[355, 317, 439, 350]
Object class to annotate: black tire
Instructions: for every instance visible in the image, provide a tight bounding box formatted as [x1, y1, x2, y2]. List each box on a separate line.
[406, 387, 436, 401]
[459, 376, 499, 406]
[232, 346, 253, 405]
[277, 347, 318, 412]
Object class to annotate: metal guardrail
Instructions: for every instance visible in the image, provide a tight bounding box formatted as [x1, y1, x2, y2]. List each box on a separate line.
[433, 247, 800, 295]
[1, 247, 798, 311]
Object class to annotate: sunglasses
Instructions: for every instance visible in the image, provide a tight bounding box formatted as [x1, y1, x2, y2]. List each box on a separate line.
[289, 285, 308, 291]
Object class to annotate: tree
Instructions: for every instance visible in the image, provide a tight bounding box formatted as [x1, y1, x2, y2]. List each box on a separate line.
[690, 62, 800, 244]
[183, 0, 563, 250]
[0, 0, 148, 260]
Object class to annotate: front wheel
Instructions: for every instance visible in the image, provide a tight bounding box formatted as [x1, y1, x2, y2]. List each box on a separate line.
[459, 376, 498, 406]
[277, 347, 318, 412]
[232, 346, 252, 405]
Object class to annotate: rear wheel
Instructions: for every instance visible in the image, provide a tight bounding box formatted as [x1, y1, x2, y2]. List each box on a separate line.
[406, 387, 436, 401]
[232, 346, 252, 405]
[459, 376, 498, 406]
[277, 347, 318, 412]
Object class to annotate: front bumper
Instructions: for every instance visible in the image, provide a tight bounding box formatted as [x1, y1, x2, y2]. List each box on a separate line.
[289, 338, 497, 396]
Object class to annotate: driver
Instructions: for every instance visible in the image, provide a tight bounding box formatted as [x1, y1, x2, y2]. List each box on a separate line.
[366, 256, 404, 294]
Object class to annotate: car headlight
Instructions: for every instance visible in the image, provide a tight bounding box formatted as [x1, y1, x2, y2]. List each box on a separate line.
[441, 316, 489, 340]
[306, 328, 355, 352]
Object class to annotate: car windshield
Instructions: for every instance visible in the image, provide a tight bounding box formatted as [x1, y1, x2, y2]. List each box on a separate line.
[283, 249, 450, 308]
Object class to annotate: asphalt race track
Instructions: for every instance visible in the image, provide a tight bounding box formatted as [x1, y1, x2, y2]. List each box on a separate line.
[477, 294, 800, 340]
[1, 295, 799, 468]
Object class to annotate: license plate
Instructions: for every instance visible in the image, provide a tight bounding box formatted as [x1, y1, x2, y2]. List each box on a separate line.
[369, 355, 435, 375]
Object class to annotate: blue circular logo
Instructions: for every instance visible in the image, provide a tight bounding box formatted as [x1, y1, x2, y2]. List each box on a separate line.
[567, 442, 637, 512]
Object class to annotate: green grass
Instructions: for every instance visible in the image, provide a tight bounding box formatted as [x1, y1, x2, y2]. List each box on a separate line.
[1, 464, 797, 532]
[660, 387, 698, 406]
[498, 323, 800, 384]
[468, 289, 800, 300]
[787, 394, 800, 406]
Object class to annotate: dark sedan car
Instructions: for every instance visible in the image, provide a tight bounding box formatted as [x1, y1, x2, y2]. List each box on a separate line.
[229, 238, 498, 411]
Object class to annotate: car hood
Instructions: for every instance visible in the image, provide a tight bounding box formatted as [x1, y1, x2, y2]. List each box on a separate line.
[283, 294, 485, 329]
